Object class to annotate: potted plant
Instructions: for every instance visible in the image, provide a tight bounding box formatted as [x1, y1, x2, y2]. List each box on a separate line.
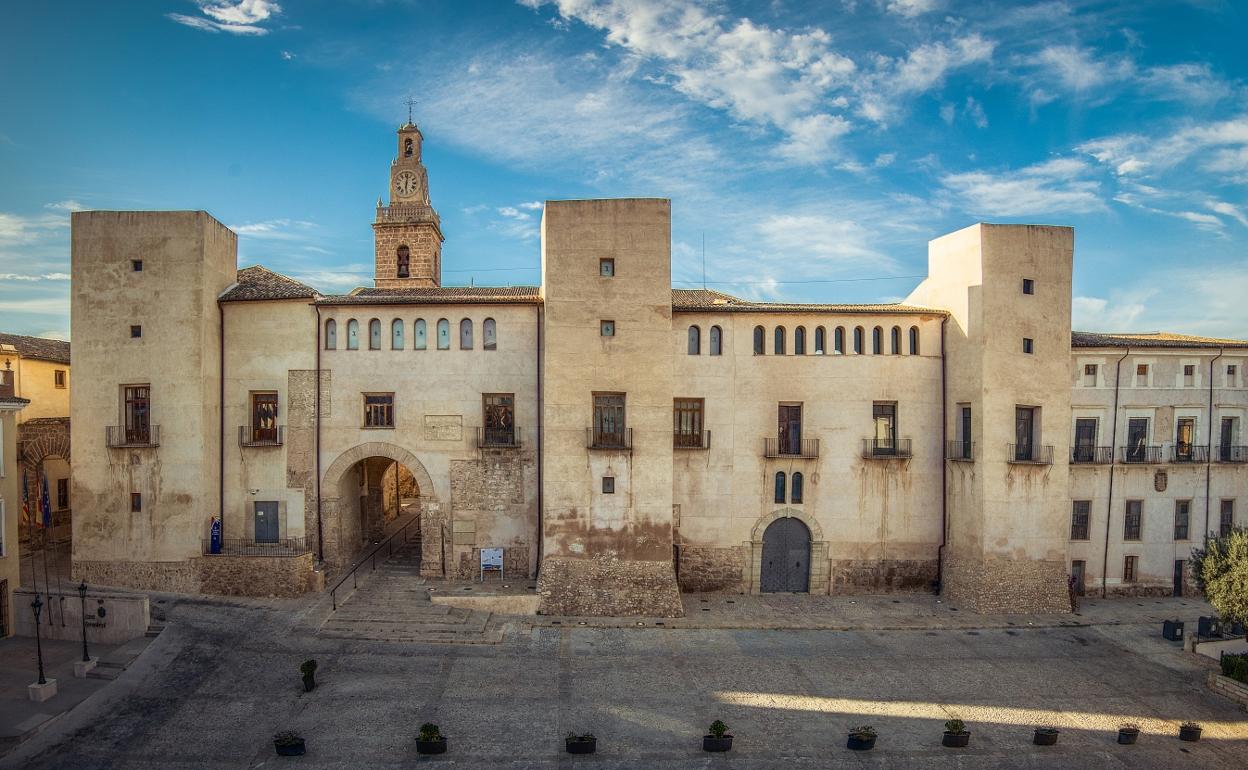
[703, 720, 732, 752]
[942, 718, 970, 748]
[565, 731, 596, 754]
[1117, 723, 1140, 745]
[417, 723, 447, 755]
[1179, 721, 1202, 742]
[847, 725, 876, 751]
[300, 660, 317, 692]
[273, 731, 305, 756]
[1033, 726, 1059, 746]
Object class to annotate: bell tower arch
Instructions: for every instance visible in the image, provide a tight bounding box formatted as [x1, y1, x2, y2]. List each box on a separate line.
[373, 118, 442, 288]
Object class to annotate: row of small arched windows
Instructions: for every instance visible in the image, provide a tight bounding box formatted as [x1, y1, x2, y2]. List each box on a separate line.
[686, 325, 724, 355]
[324, 317, 498, 351]
[775, 471, 803, 504]
[749, 325, 919, 356]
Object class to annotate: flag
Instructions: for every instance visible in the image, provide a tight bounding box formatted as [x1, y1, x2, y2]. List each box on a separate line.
[40, 474, 52, 529]
[21, 470, 31, 528]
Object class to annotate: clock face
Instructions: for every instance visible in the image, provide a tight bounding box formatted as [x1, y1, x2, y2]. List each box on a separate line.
[395, 170, 419, 197]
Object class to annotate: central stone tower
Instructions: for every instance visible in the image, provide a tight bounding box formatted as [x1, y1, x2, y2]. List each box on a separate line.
[373, 121, 443, 288]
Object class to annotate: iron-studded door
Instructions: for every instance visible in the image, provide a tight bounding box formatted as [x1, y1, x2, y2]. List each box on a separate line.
[254, 501, 279, 544]
[760, 517, 811, 593]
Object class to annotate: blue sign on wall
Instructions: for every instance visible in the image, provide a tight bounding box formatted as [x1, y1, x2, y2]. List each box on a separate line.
[209, 518, 222, 554]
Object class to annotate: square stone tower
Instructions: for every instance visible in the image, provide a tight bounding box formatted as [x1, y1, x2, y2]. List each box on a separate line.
[908, 223, 1074, 613]
[373, 122, 442, 288]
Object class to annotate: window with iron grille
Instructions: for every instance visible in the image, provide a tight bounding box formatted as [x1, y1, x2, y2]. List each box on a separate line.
[1124, 500, 1142, 541]
[593, 393, 626, 446]
[1222, 499, 1236, 537]
[774, 472, 785, 504]
[124, 385, 151, 444]
[673, 398, 704, 447]
[602, 476, 615, 494]
[130, 493, 142, 513]
[251, 392, 279, 443]
[1123, 555, 1138, 583]
[1174, 500, 1190, 541]
[1022, 278, 1034, 294]
[363, 393, 394, 428]
[1023, 337, 1034, 354]
[791, 472, 803, 503]
[1070, 500, 1090, 540]
[483, 394, 515, 446]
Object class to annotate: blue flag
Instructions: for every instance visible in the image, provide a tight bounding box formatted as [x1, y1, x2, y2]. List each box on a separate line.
[40, 475, 52, 529]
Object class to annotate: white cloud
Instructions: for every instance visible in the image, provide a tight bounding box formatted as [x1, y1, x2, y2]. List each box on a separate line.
[228, 219, 318, 239]
[965, 96, 987, 128]
[166, 1, 281, 35]
[0, 273, 70, 282]
[939, 103, 955, 124]
[775, 114, 852, 164]
[1138, 63, 1233, 104]
[882, 0, 939, 17]
[0, 211, 68, 247]
[44, 200, 86, 212]
[281, 50, 296, 60]
[856, 34, 994, 125]
[1072, 294, 1148, 331]
[1031, 45, 1134, 93]
[1207, 199, 1248, 227]
[941, 157, 1104, 217]
[1076, 261, 1248, 338]
[755, 214, 899, 270]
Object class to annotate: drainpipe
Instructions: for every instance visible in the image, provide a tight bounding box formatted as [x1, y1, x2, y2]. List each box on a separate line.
[936, 316, 947, 593]
[218, 300, 225, 541]
[314, 304, 325, 563]
[1101, 347, 1130, 598]
[1205, 347, 1224, 543]
[536, 301, 544, 574]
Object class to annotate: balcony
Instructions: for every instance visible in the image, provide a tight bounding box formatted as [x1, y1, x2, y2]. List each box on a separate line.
[764, 437, 819, 459]
[478, 426, 522, 448]
[202, 536, 311, 557]
[1170, 444, 1209, 464]
[945, 440, 974, 461]
[106, 425, 160, 448]
[1070, 446, 1113, 465]
[674, 429, 711, 449]
[1007, 444, 1054, 464]
[239, 425, 285, 448]
[1216, 445, 1248, 463]
[587, 427, 632, 450]
[1121, 445, 1163, 464]
[375, 203, 441, 226]
[862, 438, 913, 459]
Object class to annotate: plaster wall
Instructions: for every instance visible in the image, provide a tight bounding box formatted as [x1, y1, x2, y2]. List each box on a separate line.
[2, 357, 69, 422]
[1, 408, 23, 636]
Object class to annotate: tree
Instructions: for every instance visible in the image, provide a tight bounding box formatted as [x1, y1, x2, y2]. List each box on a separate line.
[1190, 528, 1248, 625]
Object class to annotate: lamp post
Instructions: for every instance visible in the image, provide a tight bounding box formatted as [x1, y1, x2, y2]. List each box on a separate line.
[78, 582, 90, 663]
[31, 595, 47, 685]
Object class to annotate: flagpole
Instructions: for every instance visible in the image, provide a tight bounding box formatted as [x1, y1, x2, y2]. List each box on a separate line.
[23, 469, 41, 605]
[40, 471, 53, 626]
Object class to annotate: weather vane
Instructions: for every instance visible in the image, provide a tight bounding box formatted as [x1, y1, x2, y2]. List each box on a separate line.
[405, 95, 418, 124]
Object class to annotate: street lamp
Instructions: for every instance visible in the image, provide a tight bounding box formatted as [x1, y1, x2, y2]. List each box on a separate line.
[31, 595, 47, 685]
[77, 582, 90, 663]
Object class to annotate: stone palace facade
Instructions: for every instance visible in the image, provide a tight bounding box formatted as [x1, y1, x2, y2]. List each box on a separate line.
[68, 122, 1248, 615]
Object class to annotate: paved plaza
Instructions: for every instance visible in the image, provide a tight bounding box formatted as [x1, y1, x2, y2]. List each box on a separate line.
[2, 583, 1246, 769]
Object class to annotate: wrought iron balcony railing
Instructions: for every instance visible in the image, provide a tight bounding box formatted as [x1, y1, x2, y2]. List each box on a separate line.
[106, 425, 160, 448]
[587, 427, 632, 450]
[1121, 445, 1163, 464]
[202, 536, 310, 557]
[945, 440, 974, 461]
[763, 437, 819, 458]
[1007, 443, 1054, 464]
[1070, 446, 1113, 465]
[239, 425, 284, 447]
[1215, 445, 1248, 463]
[673, 429, 711, 449]
[862, 438, 913, 459]
[1170, 445, 1209, 464]
[478, 426, 522, 448]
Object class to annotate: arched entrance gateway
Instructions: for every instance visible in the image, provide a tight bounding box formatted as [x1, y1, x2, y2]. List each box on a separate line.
[319, 442, 441, 574]
[749, 508, 829, 594]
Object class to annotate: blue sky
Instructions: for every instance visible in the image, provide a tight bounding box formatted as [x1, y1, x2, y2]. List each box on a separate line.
[2, 0, 1246, 340]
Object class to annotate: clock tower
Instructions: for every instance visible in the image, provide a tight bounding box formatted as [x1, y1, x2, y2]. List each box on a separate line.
[373, 120, 443, 288]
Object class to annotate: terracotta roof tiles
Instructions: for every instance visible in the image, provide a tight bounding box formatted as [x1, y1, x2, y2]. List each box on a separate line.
[0, 333, 70, 364]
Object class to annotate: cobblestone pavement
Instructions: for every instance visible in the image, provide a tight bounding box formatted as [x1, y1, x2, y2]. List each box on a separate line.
[2, 590, 1245, 769]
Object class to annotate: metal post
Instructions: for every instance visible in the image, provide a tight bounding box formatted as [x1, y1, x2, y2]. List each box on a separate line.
[78, 581, 90, 662]
[31, 596, 47, 685]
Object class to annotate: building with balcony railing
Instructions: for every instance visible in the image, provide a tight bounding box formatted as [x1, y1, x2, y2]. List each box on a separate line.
[763, 437, 819, 459]
[106, 425, 160, 448]
[862, 438, 912, 459]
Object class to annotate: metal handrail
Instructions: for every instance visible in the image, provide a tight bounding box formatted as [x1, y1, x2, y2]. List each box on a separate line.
[329, 516, 419, 611]
[239, 425, 285, 447]
[1070, 446, 1113, 464]
[862, 438, 913, 459]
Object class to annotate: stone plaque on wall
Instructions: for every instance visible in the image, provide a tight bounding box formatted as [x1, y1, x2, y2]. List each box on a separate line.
[425, 414, 463, 441]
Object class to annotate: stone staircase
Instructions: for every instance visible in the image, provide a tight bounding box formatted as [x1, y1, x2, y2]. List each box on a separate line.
[318, 542, 502, 645]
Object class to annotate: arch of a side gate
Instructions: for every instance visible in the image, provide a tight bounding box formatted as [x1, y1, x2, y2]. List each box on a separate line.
[748, 507, 829, 595]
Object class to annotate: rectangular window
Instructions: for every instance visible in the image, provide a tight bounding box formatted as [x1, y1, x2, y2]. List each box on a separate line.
[363, 393, 395, 428]
[1070, 500, 1090, 540]
[130, 493, 142, 513]
[54, 369, 66, 388]
[1126, 417, 1149, 462]
[599, 258, 615, 277]
[482, 393, 515, 446]
[777, 404, 804, 455]
[57, 478, 68, 510]
[1175, 417, 1195, 460]
[1222, 499, 1236, 537]
[130, 325, 142, 338]
[123, 385, 151, 444]
[592, 393, 626, 447]
[1073, 418, 1097, 463]
[957, 405, 972, 458]
[1124, 500, 1143, 541]
[1083, 363, 1097, 386]
[1124, 555, 1138, 583]
[602, 476, 615, 494]
[251, 392, 279, 443]
[872, 402, 897, 455]
[600, 320, 615, 337]
[673, 398, 705, 448]
[1221, 417, 1238, 461]
[1229, 364, 1238, 378]
[132, 259, 143, 272]
[1135, 363, 1148, 385]
[1022, 278, 1034, 294]
[1183, 364, 1195, 387]
[1174, 500, 1190, 541]
[1015, 406, 1036, 461]
[1023, 338, 1034, 354]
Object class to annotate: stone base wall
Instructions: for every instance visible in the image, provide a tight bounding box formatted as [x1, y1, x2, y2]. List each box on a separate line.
[677, 545, 747, 592]
[455, 543, 533, 580]
[942, 556, 1070, 614]
[831, 559, 939, 594]
[1208, 672, 1248, 708]
[537, 556, 684, 617]
[74, 555, 322, 598]
[1104, 583, 1173, 598]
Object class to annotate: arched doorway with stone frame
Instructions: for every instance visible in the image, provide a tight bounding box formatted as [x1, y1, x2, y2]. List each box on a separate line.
[319, 441, 444, 578]
[18, 418, 72, 584]
[748, 508, 829, 595]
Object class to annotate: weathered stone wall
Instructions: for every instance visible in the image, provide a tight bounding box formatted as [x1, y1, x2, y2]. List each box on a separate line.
[677, 545, 747, 592]
[455, 543, 532, 580]
[942, 557, 1071, 613]
[374, 222, 440, 288]
[18, 416, 71, 465]
[449, 452, 536, 578]
[830, 558, 938, 593]
[537, 556, 684, 617]
[74, 559, 200, 594]
[198, 553, 323, 598]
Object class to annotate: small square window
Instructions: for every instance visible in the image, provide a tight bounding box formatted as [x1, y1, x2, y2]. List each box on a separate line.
[1022, 278, 1034, 295]
[599, 258, 615, 277]
[1084, 364, 1097, 376]
[600, 320, 615, 337]
[1184, 365, 1195, 376]
[1136, 364, 1148, 376]
[602, 476, 615, 494]
[132, 259, 143, 272]
[130, 493, 142, 513]
[1228, 364, 1237, 377]
[1023, 338, 1034, 354]
[130, 325, 142, 338]
[54, 369, 67, 388]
